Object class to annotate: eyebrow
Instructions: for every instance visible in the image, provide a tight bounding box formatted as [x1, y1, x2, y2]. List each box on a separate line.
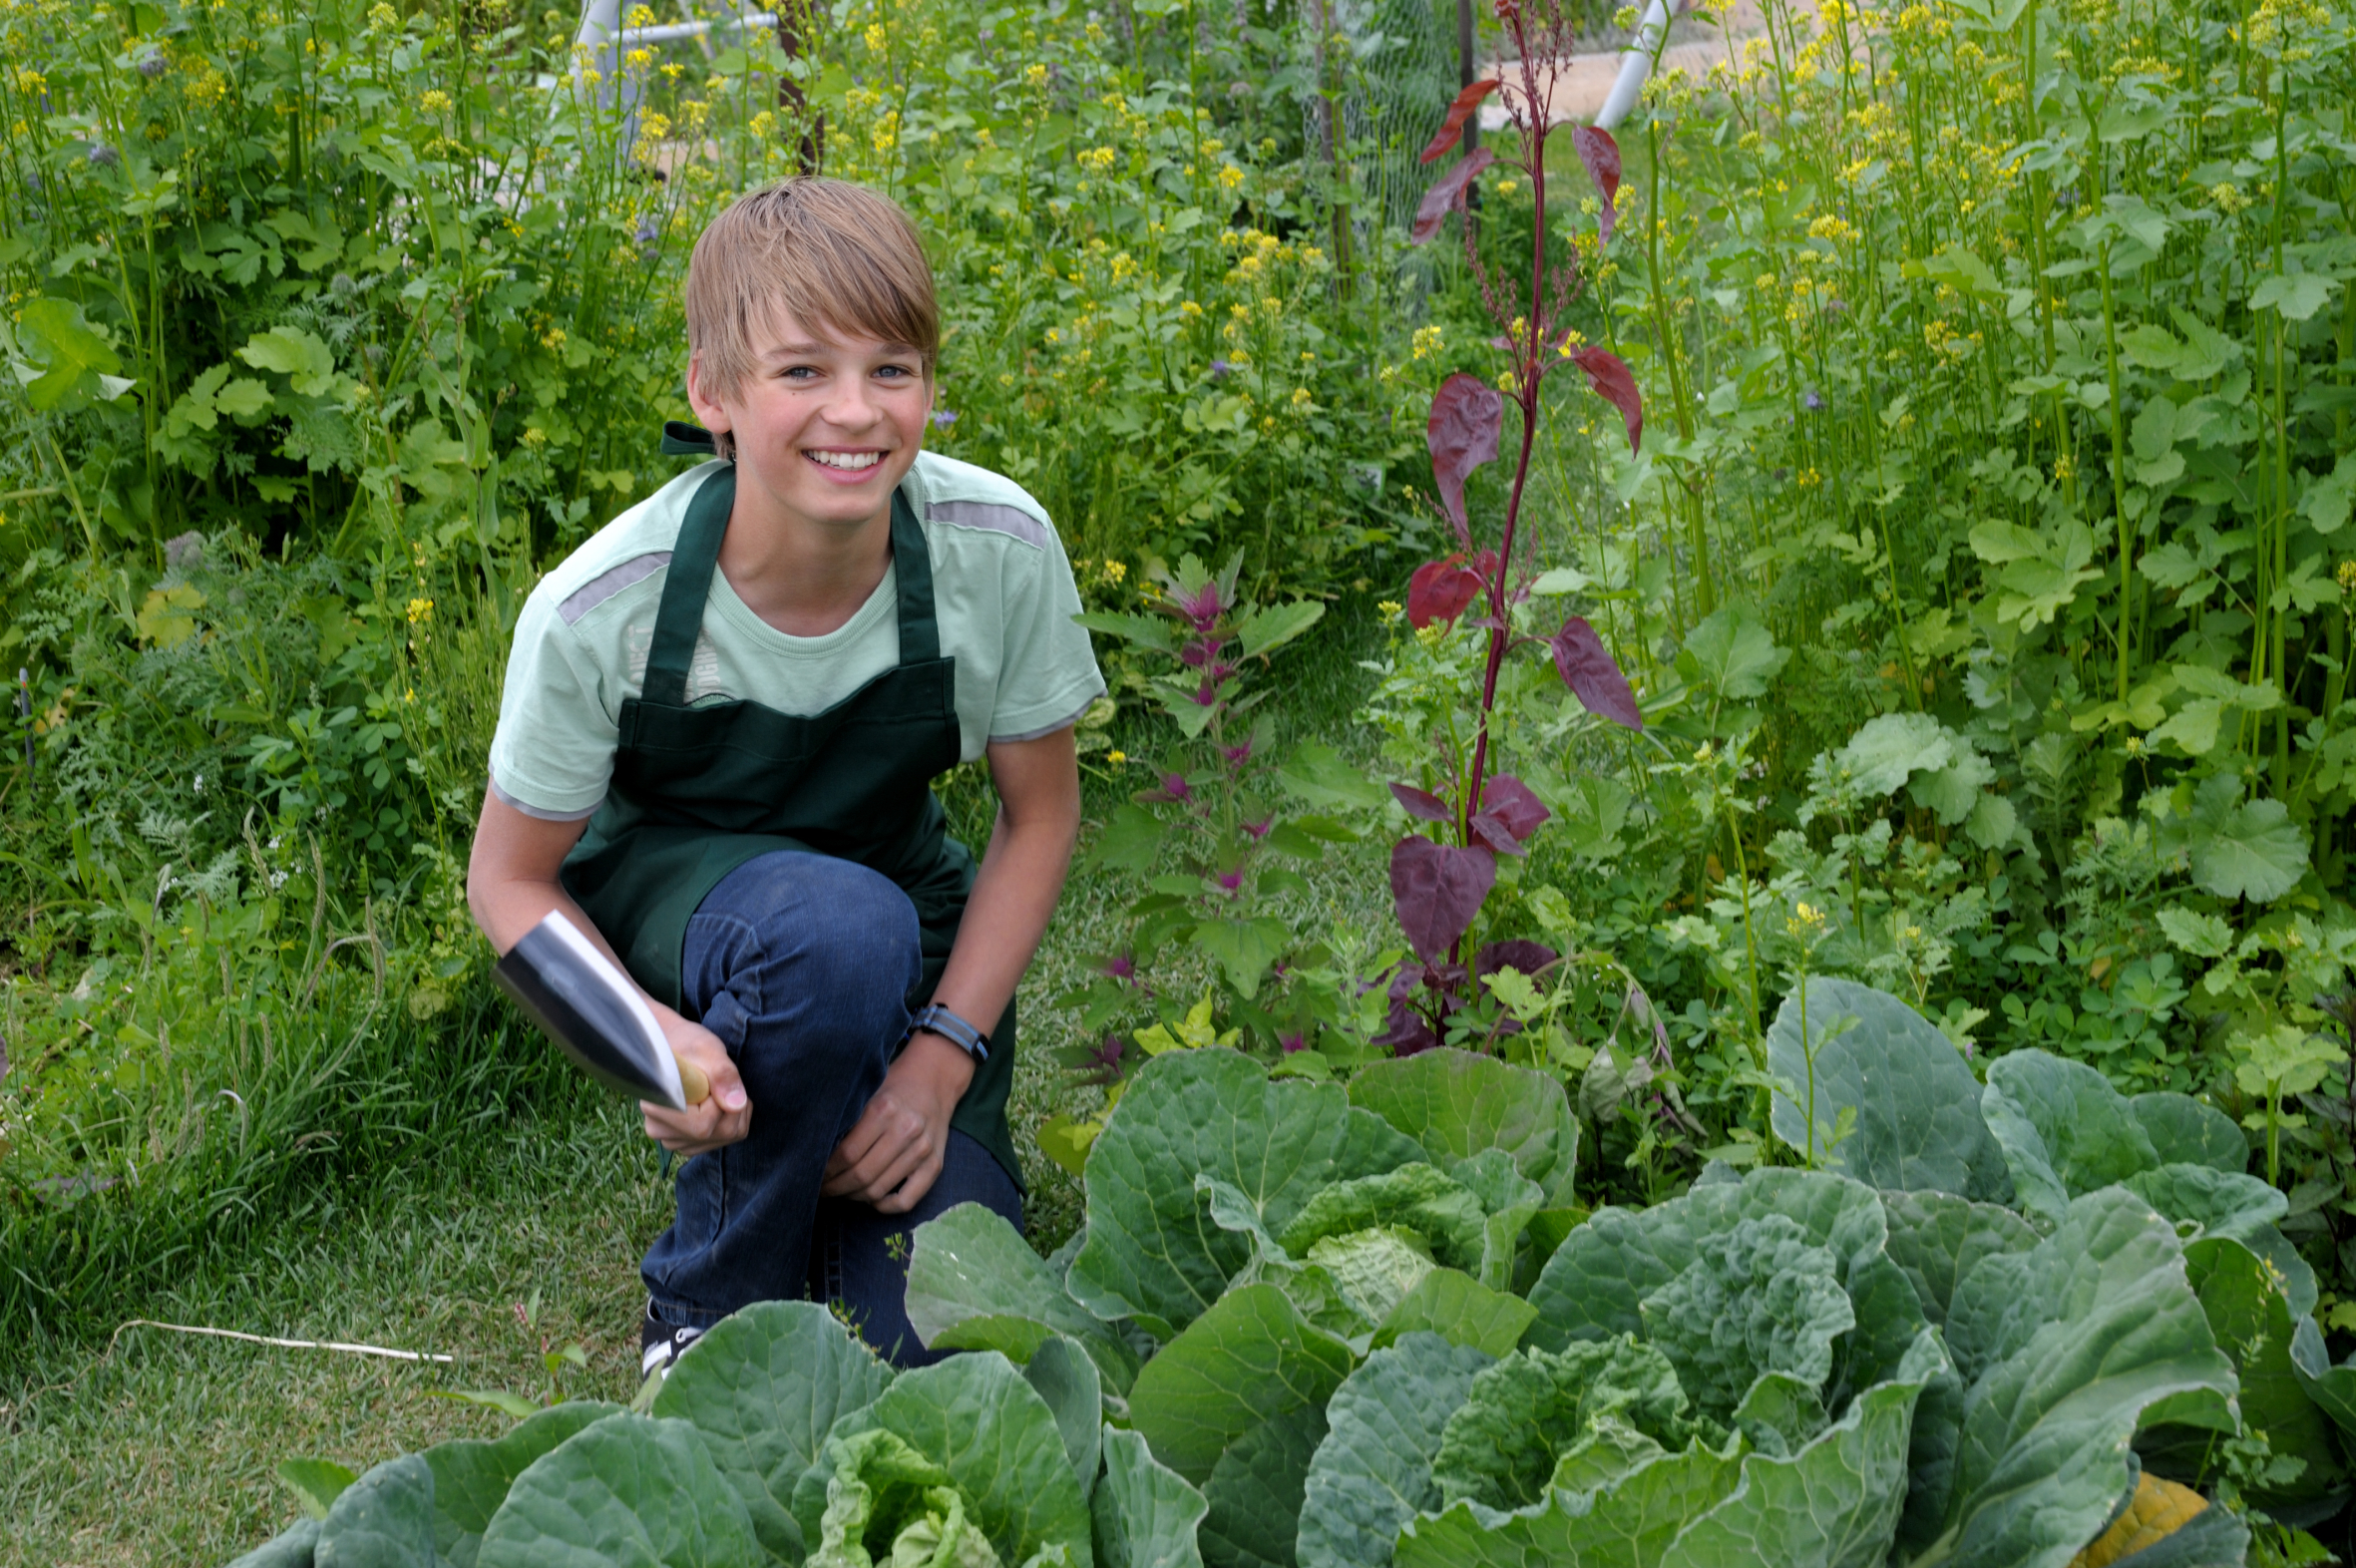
[759, 340, 924, 361]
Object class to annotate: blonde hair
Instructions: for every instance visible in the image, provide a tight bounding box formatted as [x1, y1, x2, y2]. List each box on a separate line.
[683, 178, 939, 402]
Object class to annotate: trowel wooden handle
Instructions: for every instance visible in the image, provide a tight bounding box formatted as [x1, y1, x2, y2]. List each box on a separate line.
[675, 1054, 710, 1106]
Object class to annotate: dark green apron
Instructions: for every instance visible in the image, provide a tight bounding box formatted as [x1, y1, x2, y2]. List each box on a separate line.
[561, 429, 1020, 1187]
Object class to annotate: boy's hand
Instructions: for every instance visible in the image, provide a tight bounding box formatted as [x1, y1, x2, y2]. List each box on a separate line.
[823, 1032, 975, 1213]
[641, 1005, 750, 1155]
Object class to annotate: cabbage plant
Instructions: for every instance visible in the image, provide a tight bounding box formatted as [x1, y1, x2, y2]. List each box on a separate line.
[228, 1010, 2355, 1568]
[225, 1302, 1202, 1568]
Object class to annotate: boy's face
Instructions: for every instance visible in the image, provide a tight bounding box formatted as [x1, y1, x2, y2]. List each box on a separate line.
[687, 311, 932, 532]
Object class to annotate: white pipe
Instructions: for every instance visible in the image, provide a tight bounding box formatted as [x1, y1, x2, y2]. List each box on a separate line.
[1594, 0, 1672, 129]
[620, 11, 776, 44]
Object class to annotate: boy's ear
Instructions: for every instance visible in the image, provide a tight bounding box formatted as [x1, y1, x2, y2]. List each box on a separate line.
[684, 351, 732, 435]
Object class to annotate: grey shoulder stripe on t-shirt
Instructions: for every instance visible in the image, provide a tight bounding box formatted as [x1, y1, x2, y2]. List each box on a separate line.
[488, 773, 602, 822]
[559, 551, 672, 623]
[927, 499, 1050, 550]
[991, 685, 1108, 745]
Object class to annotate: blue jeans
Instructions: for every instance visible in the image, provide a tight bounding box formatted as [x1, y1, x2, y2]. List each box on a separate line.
[641, 851, 1022, 1367]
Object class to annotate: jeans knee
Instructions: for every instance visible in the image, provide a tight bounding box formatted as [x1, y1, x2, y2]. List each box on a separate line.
[789, 858, 922, 989]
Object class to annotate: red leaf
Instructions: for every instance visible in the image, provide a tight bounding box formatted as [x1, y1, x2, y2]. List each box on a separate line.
[1571, 127, 1621, 242]
[1426, 373, 1502, 538]
[1548, 615, 1644, 730]
[1419, 79, 1502, 164]
[1468, 811, 1526, 856]
[1388, 782, 1452, 822]
[1372, 995, 1442, 1055]
[1566, 347, 1642, 454]
[1407, 559, 1483, 627]
[1480, 774, 1552, 840]
[1411, 147, 1496, 245]
[1390, 837, 1497, 962]
[1475, 939, 1558, 980]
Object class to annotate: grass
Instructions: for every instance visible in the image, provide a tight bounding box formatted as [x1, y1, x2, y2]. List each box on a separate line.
[0, 605, 1394, 1562]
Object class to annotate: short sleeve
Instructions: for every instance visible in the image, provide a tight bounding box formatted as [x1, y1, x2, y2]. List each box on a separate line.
[486, 588, 624, 818]
[986, 528, 1104, 743]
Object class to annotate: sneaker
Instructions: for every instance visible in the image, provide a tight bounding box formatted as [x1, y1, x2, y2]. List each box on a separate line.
[640, 1303, 705, 1379]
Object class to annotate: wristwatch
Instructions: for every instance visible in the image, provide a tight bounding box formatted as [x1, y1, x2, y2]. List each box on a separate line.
[908, 1002, 990, 1061]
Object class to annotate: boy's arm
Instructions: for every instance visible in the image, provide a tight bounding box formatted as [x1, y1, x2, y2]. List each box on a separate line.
[822, 725, 1082, 1212]
[467, 789, 750, 1154]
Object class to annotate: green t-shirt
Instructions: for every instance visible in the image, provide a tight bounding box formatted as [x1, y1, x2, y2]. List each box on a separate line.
[488, 451, 1104, 820]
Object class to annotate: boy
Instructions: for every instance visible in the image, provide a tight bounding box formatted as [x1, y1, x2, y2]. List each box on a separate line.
[467, 178, 1100, 1373]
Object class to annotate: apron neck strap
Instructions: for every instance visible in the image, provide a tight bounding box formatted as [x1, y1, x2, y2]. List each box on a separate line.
[640, 465, 942, 706]
[890, 488, 941, 664]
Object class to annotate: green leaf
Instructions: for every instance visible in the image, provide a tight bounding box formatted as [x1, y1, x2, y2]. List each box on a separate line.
[1193, 917, 1290, 998]
[1396, 1440, 1743, 1568]
[2250, 270, 2335, 321]
[1091, 804, 1172, 873]
[2290, 1314, 2356, 1444]
[2156, 1238, 2344, 1506]
[277, 1458, 359, 1521]
[1431, 1338, 1711, 1512]
[1200, 1403, 1328, 1568]
[2129, 1093, 2246, 1174]
[1277, 1164, 1488, 1276]
[1025, 1336, 1105, 1504]
[1980, 1049, 2160, 1227]
[13, 296, 130, 411]
[1273, 742, 1387, 812]
[1068, 1049, 1424, 1339]
[237, 325, 340, 396]
[2302, 453, 2356, 536]
[1298, 1334, 1494, 1568]
[1638, 1213, 1854, 1423]
[1832, 712, 1956, 798]
[1236, 600, 1325, 659]
[1374, 1269, 1537, 1359]
[2185, 785, 2309, 903]
[907, 1202, 1142, 1393]
[1348, 1048, 1581, 1208]
[1301, 1226, 1438, 1325]
[1074, 610, 1180, 654]
[1126, 1283, 1356, 1485]
[1526, 1169, 1902, 1375]
[1877, 1190, 2037, 1330]
[423, 1402, 621, 1564]
[2156, 908, 2234, 960]
[226, 1520, 323, 1568]
[648, 1301, 890, 1561]
[1921, 1188, 2238, 1568]
[789, 1352, 1093, 1568]
[1765, 978, 2013, 1202]
[1675, 605, 1788, 702]
[1659, 1329, 1949, 1568]
[476, 1413, 761, 1567]
[314, 1454, 444, 1567]
[1095, 1424, 1209, 1568]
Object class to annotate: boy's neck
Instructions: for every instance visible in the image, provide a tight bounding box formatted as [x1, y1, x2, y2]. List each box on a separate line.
[714, 468, 898, 639]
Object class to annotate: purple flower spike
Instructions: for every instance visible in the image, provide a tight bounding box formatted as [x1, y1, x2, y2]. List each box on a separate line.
[1280, 1030, 1309, 1053]
[1161, 773, 1192, 801]
[1102, 953, 1137, 981]
[1217, 870, 1243, 894]
[931, 409, 960, 429]
[1210, 359, 1231, 381]
[1192, 678, 1219, 707]
[1174, 582, 1227, 632]
[1802, 388, 1823, 411]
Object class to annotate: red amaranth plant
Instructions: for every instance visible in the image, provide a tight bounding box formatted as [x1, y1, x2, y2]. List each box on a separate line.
[1378, 0, 1647, 1050]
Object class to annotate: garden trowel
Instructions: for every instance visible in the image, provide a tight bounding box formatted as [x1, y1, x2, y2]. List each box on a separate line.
[493, 910, 709, 1111]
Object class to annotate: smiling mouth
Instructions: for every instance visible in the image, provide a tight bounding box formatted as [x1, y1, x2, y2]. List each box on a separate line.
[807, 450, 884, 472]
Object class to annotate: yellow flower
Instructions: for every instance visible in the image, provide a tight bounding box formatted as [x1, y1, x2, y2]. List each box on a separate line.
[1217, 165, 1244, 191]
[1107, 750, 1127, 764]
[1410, 324, 1444, 360]
[407, 596, 435, 624]
[1495, 180, 1519, 196]
[1290, 386, 1313, 407]
[419, 89, 453, 114]
[624, 3, 656, 24]
[12, 68, 45, 93]
[1023, 63, 1049, 88]
[522, 427, 548, 447]
[864, 23, 888, 50]
[1179, 300, 1203, 318]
